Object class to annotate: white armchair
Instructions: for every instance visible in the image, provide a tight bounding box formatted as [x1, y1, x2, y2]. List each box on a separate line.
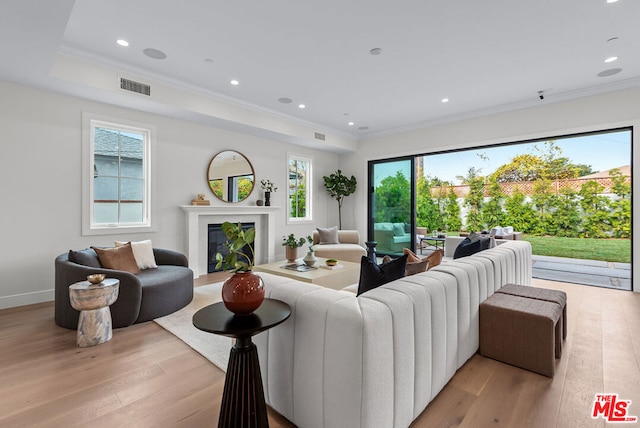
[311, 230, 367, 263]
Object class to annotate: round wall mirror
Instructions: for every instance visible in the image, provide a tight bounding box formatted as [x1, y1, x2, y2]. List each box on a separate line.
[207, 150, 255, 203]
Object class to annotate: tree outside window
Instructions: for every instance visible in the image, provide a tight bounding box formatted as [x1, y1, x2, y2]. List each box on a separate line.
[288, 154, 312, 223]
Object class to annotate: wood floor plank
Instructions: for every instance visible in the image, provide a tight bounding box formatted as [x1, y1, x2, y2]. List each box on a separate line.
[457, 362, 533, 427]
[557, 379, 605, 428]
[448, 354, 500, 396]
[91, 363, 223, 427]
[0, 335, 190, 414]
[410, 384, 476, 427]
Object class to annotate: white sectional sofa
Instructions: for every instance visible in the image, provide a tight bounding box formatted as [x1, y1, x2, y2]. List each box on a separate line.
[255, 240, 532, 428]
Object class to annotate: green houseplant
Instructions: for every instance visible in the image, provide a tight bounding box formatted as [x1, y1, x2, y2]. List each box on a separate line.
[282, 233, 307, 263]
[323, 169, 357, 230]
[302, 234, 317, 266]
[215, 222, 264, 315]
[215, 222, 256, 272]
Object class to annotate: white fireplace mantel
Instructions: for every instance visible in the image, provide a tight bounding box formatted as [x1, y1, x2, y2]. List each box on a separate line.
[180, 205, 280, 277]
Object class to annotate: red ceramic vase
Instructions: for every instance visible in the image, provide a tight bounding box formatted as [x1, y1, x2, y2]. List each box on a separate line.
[221, 271, 265, 315]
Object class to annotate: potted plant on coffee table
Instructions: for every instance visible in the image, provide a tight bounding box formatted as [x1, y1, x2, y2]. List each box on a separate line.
[215, 222, 264, 315]
[302, 235, 317, 267]
[282, 233, 306, 263]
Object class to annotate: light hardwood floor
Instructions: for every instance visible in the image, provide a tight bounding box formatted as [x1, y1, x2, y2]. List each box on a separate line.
[1, 277, 638, 427]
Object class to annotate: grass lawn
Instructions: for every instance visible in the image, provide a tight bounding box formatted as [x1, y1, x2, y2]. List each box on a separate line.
[522, 235, 631, 263]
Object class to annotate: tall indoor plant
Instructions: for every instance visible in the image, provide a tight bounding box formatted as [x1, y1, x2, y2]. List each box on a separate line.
[215, 222, 264, 315]
[323, 169, 357, 229]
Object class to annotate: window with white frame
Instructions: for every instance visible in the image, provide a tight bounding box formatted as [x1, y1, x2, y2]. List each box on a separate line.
[288, 154, 312, 223]
[82, 114, 154, 235]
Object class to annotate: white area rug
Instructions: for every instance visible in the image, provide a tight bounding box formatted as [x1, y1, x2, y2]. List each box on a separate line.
[154, 282, 231, 372]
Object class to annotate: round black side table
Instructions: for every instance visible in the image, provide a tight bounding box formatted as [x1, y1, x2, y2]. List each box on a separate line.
[193, 298, 291, 428]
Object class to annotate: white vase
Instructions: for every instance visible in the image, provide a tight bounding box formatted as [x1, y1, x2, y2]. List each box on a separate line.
[303, 251, 317, 267]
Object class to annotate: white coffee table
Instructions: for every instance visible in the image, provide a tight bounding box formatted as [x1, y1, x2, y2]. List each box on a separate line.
[254, 257, 361, 290]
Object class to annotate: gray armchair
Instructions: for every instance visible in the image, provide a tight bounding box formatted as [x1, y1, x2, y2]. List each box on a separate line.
[55, 248, 193, 329]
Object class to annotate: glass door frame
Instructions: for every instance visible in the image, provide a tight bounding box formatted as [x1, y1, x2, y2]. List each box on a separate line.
[367, 155, 417, 256]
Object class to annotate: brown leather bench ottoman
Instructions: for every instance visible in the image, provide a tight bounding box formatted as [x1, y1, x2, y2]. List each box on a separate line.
[480, 293, 563, 377]
[496, 284, 567, 340]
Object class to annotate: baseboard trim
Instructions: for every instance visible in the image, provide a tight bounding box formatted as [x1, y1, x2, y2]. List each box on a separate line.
[0, 289, 54, 310]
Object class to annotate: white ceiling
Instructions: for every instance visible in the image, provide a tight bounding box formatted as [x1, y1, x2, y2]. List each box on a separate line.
[2, 0, 640, 141]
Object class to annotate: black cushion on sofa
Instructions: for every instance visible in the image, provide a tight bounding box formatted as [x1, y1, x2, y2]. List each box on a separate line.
[357, 254, 408, 296]
[453, 238, 482, 259]
[453, 235, 493, 259]
[68, 248, 101, 268]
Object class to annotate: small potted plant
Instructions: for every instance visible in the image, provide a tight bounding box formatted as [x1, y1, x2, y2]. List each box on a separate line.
[282, 233, 306, 262]
[215, 222, 264, 315]
[260, 179, 277, 206]
[302, 235, 317, 267]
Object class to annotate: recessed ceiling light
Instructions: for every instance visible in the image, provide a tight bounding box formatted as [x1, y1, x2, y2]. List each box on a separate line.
[143, 48, 167, 60]
[278, 97, 292, 104]
[348, 122, 355, 126]
[606, 0, 619, 4]
[441, 98, 449, 103]
[604, 56, 618, 63]
[298, 104, 306, 109]
[117, 39, 129, 47]
[369, 48, 383, 56]
[230, 79, 240, 86]
[204, 58, 213, 63]
[358, 126, 370, 131]
[597, 68, 622, 77]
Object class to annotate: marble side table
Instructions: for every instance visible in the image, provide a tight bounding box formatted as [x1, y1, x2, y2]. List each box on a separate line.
[69, 278, 120, 347]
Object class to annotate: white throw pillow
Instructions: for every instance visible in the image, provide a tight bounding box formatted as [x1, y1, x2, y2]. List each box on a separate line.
[114, 239, 158, 270]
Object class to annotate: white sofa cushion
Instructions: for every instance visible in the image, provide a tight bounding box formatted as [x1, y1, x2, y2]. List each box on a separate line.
[313, 243, 366, 263]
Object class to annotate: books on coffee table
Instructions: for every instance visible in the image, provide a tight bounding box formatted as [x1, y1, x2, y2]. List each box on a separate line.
[281, 263, 317, 272]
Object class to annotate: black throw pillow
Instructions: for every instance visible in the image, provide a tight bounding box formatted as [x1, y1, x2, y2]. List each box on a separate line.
[357, 254, 408, 296]
[68, 248, 102, 268]
[453, 237, 483, 259]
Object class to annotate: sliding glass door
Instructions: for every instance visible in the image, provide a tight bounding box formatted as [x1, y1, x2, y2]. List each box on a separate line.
[368, 157, 415, 256]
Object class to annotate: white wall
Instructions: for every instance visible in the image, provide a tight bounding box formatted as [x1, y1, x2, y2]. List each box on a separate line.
[0, 82, 342, 308]
[341, 87, 640, 292]
[2, 82, 638, 308]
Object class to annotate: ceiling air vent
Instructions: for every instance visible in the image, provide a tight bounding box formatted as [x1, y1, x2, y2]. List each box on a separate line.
[314, 132, 326, 141]
[120, 77, 151, 96]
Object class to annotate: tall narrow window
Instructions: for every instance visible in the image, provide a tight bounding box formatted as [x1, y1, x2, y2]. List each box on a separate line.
[288, 154, 312, 223]
[83, 114, 153, 235]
